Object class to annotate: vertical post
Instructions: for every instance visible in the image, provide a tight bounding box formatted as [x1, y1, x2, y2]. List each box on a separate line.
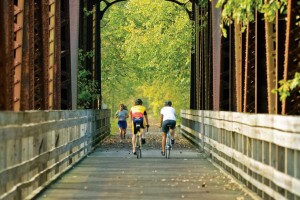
[95, 2, 102, 109]
[21, 0, 35, 110]
[211, 0, 221, 111]
[13, 0, 25, 111]
[69, 0, 80, 109]
[190, 1, 196, 109]
[0, 0, 14, 110]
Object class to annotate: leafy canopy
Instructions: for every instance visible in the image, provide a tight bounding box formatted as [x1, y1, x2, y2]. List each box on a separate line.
[101, 0, 192, 118]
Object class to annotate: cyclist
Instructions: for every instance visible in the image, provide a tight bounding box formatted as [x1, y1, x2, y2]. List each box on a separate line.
[130, 98, 149, 155]
[160, 100, 176, 156]
[115, 103, 129, 142]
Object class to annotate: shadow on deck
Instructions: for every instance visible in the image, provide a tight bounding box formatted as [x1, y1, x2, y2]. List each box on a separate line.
[33, 132, 260, 200]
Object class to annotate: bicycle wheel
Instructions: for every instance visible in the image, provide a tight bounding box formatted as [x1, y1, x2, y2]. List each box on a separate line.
[136, 135, 141, 159]
[165, 134, 171, 159]
[139, 147, 142, 158]
[136, 146, 140, 159]
[166, 144, 170, 159]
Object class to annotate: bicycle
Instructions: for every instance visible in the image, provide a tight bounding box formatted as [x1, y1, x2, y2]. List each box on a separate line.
[134, 120, 142, 159]
[165, 125, 172, 159]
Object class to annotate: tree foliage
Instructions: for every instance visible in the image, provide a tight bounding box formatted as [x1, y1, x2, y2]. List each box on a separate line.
[77, 49, 100, 109]
[272, 72, 300, 102]
[216, 0, 287, 37]
[101, 0, 191, 117]
[216, 0, 300, 101]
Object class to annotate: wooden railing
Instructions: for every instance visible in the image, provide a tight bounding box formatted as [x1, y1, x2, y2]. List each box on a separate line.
[181, 110, 300, 200]
[0, 109, 110, 200]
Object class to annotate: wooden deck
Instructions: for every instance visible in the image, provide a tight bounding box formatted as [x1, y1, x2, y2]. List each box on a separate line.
[33, 133, 260, 200]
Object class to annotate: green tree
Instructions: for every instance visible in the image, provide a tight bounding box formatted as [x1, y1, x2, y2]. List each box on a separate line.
[101, 0, 191, 118]
[272, 72, 300, 102]
[216, 0, 287, 37]
[77, 49, 100, 109]
[216, 0, 300, 101]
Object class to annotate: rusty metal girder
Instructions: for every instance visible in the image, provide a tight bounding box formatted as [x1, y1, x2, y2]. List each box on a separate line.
[0, 1, 14, 110]
[189, 1, 197, 109]
[54, 0, 61, 109]
[21, 0, 35, 110]
[13, 0, 25, 111]
[34, 0, 48, 110]
[265, 11, 286, 114]
[211, 0, 221, 111]
[195, 4, 200, 109]
[265, 19, 278, 114]
[204, 3, 213, 110]
[48, 0, 56, 109]
[0, 0, 62, 111]
[200, 5, 210, 110]
[243, 21, 256, 113]
[282, 0, 300, 115]
[234, 22, 243, 112]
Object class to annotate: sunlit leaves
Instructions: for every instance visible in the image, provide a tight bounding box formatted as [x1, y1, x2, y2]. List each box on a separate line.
[272, 72, 300, 102]
[216, 0, 288, 37]
[101, 0, 191, 115]
[77, 49, 100, 109]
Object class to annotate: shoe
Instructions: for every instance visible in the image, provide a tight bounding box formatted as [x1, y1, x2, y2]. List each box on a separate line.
[133, 151, 136, 155]
[171, 139, 175, 144]
[142, 138, 146, 144]
[161, 151, 165, 156]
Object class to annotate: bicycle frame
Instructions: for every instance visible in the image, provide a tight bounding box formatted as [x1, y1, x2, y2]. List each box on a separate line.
[165, 126, 172, 159]
[134, 121, 142, 159]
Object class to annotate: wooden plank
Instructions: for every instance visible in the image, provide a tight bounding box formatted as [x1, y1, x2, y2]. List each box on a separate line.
[0, 141, 6, 194]
[21, 136, 29, 198]
[181, 125, 300, 197]
[0, 110, 111, 198]
[0, 116, 89, 140]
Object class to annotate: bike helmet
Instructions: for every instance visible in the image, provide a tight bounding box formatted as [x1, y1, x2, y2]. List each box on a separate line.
[165, 100, 172, 106]
[135, 98, 143, 105]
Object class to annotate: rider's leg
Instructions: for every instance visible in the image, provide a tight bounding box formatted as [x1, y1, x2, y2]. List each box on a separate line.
[132, 133, 136, 153]
[141, 120, 146, 143]
[132, 121, 136, 153]
[170, 128, 175, 144]
[141, 128, 146, 144]
[170, 128, 175, 138]
[161, 132, 166, 154]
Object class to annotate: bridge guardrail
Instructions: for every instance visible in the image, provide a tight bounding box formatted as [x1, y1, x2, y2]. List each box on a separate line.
[0, 109, 110, 200]
[180, 109, 300, 200]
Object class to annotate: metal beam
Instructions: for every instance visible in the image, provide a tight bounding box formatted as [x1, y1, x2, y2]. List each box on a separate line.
[21, 0, 35, 110]
[0, 0, 14, 110]
[282, 0, 300, 115]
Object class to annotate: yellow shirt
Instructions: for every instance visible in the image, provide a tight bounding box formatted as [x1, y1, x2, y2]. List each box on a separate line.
[130, 105, 147, 118]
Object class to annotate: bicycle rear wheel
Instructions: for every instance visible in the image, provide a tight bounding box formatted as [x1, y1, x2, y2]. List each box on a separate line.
[136, 135, 142, 159]
[136, 146, 141, 159]
[165, 134, 171, 159]
[138, 147, 142, 158]
[166, 147, 170, 158]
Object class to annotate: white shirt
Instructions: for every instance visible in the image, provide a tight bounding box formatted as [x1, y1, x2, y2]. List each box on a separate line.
[160, 106, 176, 121]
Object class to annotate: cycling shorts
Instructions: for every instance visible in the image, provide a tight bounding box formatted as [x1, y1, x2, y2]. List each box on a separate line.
[132, 117, 145, 134]
[162, 120, 176, 133]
